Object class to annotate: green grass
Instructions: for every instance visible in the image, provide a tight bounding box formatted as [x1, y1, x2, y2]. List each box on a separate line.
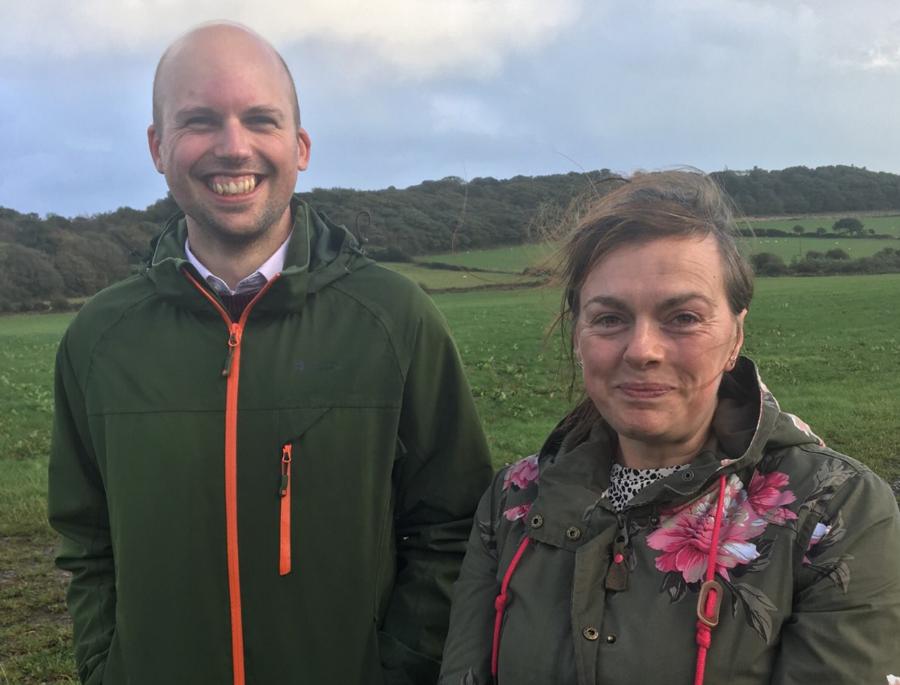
[2, 273, 899, 682]
[0, 314, 76, 684]
[385, 262, 538, 290]
[417, 235, 898, 280]
[742, 236, 897, 261]
[750, 214, 900, 238]
[419, 243, 555, 272]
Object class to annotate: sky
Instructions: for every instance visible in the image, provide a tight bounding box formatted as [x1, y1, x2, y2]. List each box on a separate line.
[3, 0, 900, 217]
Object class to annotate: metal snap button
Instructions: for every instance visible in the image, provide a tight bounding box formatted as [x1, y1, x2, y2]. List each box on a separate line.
[582, 627, 599, 641]
[681, 469, 695, 481]
[530, 513, 544, 529]
[565, 526, 582, 541]
[606, 634, 617, 644]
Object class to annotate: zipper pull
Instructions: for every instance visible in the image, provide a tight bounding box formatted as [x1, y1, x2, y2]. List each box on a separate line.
[279, 444, 292, 496]
[221, 324, 241, 377]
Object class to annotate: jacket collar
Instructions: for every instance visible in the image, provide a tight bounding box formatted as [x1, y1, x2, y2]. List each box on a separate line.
[525, 357, 817, 549]
[145, 197, 371, 315]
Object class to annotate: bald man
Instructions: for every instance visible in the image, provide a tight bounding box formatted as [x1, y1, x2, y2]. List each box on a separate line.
[49, 23, 491, 685]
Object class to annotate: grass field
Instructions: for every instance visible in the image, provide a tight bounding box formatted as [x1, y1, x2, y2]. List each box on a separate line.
[745, 236, 897, 261]
[2, 273, 899, 683]
[386, 262, 538, 290]
[419, 243, 555, 272]
[416, 235, 898, 287]
[750, 214, 900, 238]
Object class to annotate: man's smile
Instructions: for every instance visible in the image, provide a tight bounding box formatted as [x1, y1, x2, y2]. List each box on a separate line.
[205, 174, 260, 197]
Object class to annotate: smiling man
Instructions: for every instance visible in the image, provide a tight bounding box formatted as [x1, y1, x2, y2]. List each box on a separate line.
[48, 22, 491, 685]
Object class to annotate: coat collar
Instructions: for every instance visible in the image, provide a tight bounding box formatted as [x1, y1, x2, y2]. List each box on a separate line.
[145, 197, 371, 315]
[525, 357, 813, 549]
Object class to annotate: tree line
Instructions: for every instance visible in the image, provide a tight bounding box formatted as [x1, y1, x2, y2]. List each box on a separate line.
[2, 165, 900, 311]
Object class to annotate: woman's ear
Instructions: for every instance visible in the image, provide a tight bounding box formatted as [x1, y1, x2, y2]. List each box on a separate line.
[727, 309, 748, 370]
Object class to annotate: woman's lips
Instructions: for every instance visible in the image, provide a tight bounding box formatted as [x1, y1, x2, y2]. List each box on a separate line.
[617, 383, 673, 399]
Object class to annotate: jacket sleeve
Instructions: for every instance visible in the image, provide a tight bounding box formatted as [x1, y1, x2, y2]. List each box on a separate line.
[438, 476, 502, 685]
[47, 332, 116, 685]
[772, 467, 900, 684]
[379, 292, 493, 685]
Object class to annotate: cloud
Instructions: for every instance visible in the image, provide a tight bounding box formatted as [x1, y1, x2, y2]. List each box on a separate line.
[430, 94, 506, 137]
[1, 0, 582, 79]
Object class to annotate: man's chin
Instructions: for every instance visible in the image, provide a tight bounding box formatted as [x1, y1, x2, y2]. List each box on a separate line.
[185, 207, 289, 247]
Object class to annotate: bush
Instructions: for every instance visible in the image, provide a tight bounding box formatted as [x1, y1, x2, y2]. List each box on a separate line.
[750, 252, 788, 276]
[50, 297, 72, 312]
[805, 251, 824, 260]
[367, 245, 412, 262]
[825, 248, 850, 260]
[833, 217, 864, 235]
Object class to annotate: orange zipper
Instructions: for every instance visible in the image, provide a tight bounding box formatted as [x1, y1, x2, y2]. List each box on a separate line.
[183, 269, 279, 685]
[279, 444, 293, 576]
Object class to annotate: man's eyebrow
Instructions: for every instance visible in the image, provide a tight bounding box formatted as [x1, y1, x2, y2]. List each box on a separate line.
[244, 106, 286, 120]
[174, 106, 219, 122]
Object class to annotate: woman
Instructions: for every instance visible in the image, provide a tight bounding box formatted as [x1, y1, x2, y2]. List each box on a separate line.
[439, 171, 900, 684]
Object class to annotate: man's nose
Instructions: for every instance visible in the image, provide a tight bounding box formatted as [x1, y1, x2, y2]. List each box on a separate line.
[623, 319, 663, 367]
[214, 119, 252, 159]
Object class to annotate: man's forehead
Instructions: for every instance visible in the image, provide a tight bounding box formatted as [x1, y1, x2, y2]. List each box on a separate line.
[154, 24, 295, 119]
[160, 25, 281, 81]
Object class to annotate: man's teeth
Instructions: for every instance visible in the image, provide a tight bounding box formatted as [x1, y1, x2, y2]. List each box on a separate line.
[209, 176, 257, 195]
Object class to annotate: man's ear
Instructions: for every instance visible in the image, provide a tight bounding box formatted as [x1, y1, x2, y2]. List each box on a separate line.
[147, 125, 165, 174]
[296, 127, 311, 172]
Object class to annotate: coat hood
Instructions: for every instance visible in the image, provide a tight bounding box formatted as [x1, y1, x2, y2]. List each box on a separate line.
[526, 356, 825, 546]
[145, 197, 372, 315]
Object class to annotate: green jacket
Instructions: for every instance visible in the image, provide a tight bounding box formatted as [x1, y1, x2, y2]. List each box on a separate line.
[440, 358, 900, 684]
[49, 199, 493, 685]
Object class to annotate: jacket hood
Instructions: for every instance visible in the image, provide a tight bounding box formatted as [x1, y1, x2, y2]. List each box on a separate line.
[145, 197, 372, 314]
[527, 356, 825, 543]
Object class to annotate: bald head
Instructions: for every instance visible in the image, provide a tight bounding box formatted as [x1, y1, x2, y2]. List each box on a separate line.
[152, 22, 301, 135]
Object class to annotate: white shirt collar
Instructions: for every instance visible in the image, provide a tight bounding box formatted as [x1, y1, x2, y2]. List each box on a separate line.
[185, 231, 292, 296]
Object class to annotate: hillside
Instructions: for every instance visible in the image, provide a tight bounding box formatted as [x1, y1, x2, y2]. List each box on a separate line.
[3, 164, 900, 309]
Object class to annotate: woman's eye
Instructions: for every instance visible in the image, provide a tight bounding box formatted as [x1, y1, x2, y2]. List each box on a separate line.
[671, 312, 700, 326]
[592, 314, 624, 328]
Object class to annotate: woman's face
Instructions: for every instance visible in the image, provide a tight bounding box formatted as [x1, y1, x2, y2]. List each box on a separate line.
[574, 235, 746, 453]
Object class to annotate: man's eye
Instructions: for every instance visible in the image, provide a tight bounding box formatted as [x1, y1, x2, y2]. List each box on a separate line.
[185, 117, 214, 127]
[247, 116, 277, 127]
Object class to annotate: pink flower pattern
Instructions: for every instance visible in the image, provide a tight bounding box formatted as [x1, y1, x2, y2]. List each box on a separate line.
[501, 455, 540, 522]
[503, 503, 532, 522]
[503, 454, 539, 491]
[748, 471, 798, 524]
[787, 413, 826, 447]
[803, 522, 831, 564]
[647, 471, 796, 583]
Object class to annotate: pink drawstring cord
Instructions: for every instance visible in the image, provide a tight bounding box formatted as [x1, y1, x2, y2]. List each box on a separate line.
[491, 536, 532, 680]
[694, 475, 728, 685]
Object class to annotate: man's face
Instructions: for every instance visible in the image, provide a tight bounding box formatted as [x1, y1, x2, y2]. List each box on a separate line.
[148, 29, 310, 246]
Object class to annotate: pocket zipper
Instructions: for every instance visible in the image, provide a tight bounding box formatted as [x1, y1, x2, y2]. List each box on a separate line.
[279, 444, 293, 576]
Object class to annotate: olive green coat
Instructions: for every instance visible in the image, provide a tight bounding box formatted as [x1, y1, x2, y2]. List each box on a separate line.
[441, 359, 900, 684]
[49, 200, 493, 684]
